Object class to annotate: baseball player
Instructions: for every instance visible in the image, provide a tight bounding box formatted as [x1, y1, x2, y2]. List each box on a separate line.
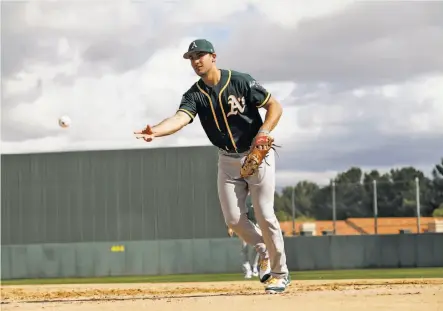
[242, 238, 260, 279]
[228, 228, 260, 279]
[228, 196, 260, 279]
[134, 39, 290, 294]
[242, 197, 260, 279]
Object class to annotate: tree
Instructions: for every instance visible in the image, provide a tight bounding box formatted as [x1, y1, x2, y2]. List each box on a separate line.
[420, 158, 443, 216]
[432, 158, 443, 205]
[272, 161, 441, 221]
[333, 167, 371, 218]
[387, 167, 426, 217]
[274, 191, 291, 221]
[433, 203, 443, 217]
[291, 181, 320, 218]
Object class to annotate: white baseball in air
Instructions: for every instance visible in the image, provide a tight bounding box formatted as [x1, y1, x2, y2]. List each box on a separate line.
[58, 115, 72, 128]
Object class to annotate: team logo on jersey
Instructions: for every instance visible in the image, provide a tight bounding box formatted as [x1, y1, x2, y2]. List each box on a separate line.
[227, 95, 246, 117]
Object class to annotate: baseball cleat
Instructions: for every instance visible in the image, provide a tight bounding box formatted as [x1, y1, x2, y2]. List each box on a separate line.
[242, 262, 252, 279]
[264, 274, 291, 294]
[258, 257, 271, 283]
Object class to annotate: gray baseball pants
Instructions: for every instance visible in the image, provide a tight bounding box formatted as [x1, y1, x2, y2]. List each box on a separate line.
[217, 148, 289, 277]
[242, 239, 259, 268]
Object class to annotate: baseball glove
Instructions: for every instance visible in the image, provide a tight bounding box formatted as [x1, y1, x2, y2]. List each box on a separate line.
[240, 133, 275, 178]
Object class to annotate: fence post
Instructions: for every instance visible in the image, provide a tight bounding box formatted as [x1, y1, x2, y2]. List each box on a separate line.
[291, 186, 295, 235]
[332, 180, 336, 235]
[373, 179, 378, 235]
[415, 177, 421, 234]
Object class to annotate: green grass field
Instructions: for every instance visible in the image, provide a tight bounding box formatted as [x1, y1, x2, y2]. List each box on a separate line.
[2, 267, 443, 286]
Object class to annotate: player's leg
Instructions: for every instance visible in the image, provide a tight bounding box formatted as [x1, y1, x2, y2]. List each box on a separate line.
[251, 246, 259, 277]
[217, 152, 268, 259]
[241, 239, 249, 265]
[241, 240, 252, 279]
[247, 149, 290, 293]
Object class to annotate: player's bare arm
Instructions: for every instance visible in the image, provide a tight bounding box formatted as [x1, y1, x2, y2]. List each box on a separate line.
[258, 96, 283, 133]
[151, 110, 192, 137]
[134, 110, 191, 142]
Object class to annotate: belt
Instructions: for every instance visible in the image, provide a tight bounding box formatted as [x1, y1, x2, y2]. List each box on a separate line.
[218, 148, 249, 157]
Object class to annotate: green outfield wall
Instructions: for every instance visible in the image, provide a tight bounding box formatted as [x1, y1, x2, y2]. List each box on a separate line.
[2, 234, 442, 280]
[1, 146, 227, 245]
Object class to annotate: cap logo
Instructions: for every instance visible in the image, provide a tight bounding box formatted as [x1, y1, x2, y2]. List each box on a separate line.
[190, 41, 197, 49]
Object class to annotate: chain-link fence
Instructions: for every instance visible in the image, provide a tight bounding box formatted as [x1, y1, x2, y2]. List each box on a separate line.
[281, 177, 440, 236]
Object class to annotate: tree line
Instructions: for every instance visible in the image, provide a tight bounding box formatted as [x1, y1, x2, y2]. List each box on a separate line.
[274, 158, 443, 221]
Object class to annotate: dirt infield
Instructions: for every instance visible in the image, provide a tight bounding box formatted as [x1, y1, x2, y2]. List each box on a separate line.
[2, 278, 443, 311]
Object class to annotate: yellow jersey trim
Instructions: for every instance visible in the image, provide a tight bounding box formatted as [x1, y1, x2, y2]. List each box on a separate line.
[217, 70, 238, 152]
[196, 82, 221, 131]
[178, 108, 195, 120]
[257, 92, 271, 108]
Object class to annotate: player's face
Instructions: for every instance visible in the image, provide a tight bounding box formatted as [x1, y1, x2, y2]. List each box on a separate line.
[189, 52, 215, 76]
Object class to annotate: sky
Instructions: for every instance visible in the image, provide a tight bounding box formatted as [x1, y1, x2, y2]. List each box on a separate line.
[1, 0, 443, 187]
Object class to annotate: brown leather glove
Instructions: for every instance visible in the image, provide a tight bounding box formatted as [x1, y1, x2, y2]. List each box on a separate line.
[240, 133, 274, 178]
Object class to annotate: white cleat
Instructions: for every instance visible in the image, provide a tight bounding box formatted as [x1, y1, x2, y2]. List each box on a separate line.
[242, 262, 252, 279]
[258, 257, 271, 283]
[264, 275, 291, 294]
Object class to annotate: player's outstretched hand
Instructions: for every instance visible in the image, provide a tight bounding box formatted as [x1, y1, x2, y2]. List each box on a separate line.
[134, 125, 155, 142]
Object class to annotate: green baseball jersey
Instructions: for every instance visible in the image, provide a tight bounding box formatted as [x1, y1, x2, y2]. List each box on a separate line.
[178, 69, 271, 153]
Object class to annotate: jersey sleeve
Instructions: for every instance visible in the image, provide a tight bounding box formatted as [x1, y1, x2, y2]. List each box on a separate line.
[178, 92, 197, 123]
[245, 74, 271, 108]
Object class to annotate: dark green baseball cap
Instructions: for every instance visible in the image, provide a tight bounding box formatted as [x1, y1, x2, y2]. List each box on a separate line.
[183, 39, 215, 59]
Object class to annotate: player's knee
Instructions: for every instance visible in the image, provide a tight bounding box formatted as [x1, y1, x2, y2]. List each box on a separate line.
[226, 217, 241, 229]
